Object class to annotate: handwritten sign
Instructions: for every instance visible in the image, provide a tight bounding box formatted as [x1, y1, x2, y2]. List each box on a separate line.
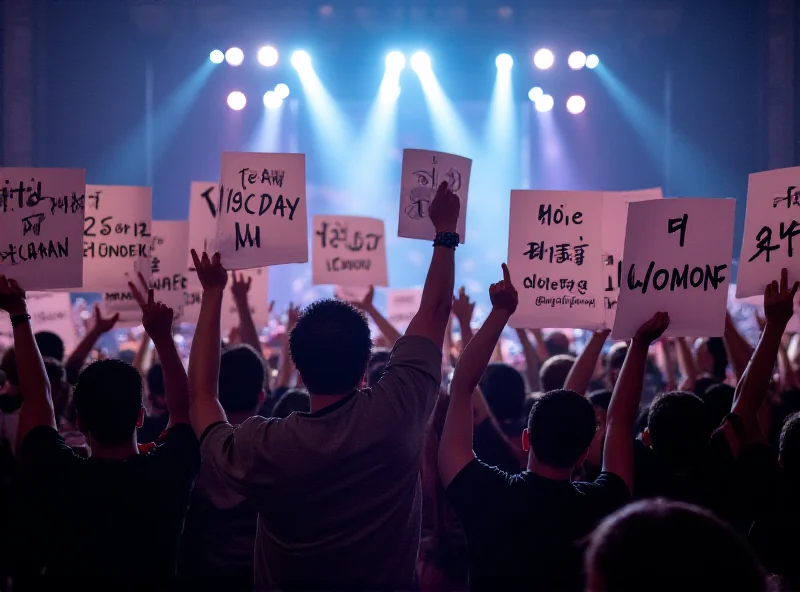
[612, 198, 735, 339]
[183, 267, 269, 333]
[601, 188, 663, 328]
[398, 149, 471, 242]
[217, 152, 308, 270]
[81, 185, 152, 292]
[508, 190, 603, 329]
[388, 288, 423, 331]
[737, 166, 800, 298]
[0, 167, 85, 290]
[0, 292, 78, 351]
[312, 215, 388, 287]
[334, 286, 370, 303]
[188, 181, 219, 263]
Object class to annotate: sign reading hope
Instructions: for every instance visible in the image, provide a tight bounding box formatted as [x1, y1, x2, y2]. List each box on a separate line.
[312, 215, 388, 287]
[82, 185, 152, 292]
[217, 153, 308, 270]
[0, 167, 86, 290]
[737, 166, 800, 298]
[508, 190, 603, 329]
[612, 198, 735, 339]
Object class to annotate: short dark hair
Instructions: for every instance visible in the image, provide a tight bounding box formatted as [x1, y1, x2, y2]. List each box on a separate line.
[706, 337, 728, 381]
[35, 331, 65, 362]
[780, 412, 800, 476]
[693, 375, 721, 401]
[219, 344, 265, 414]
[289, 299, 372, 395]
[480, 363, 526, 422]
[588, 389, 612, 410]
[527, 389, 597, 469]
[147, 363, 165, 397]
[544, 331, 571, 357]
[272, 388, 310, 418]
[607, 343, 628, 373]
[586, 499, 766, 592]
[73, 359, 143, 444]
[698, 383, 734, 431]
[647, 391, 709, 465]
[539, 354, 576, 393]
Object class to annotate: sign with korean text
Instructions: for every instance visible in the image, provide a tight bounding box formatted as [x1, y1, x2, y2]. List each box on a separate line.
[81, 185, 152, 292]
[0, 167, 85, 290]
[508, 190, 603, 329]
[312, 215, 388, 287]
[398, 149, 471, 242]
[217, 153, 308, 270]
[601, 188, 663, 328]
[737, 167, 800, 298]
[0, 292, 78, 351]
[612, 198, 735, 339]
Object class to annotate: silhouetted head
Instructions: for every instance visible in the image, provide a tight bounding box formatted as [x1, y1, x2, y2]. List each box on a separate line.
[480, 363, 526, 423]
[146, 363, 166, 412]
[525, 389, 597, 470]
[219, 344, 266, 414]
[606, 342, 629, 388]
[289, 299, 372, 395]
[539, 354, 576, 393]
[35, 331, 66, 362]
[74, 359, 144, 445]
[645, 391, 709, 466]
[544, 331, 571, 357]
[273, 388, 311, 418]
[780, 412, 800, 479]
[698, 382, 735, 431]
[694, 337, 728, 381]
[586, 498, 766, 592]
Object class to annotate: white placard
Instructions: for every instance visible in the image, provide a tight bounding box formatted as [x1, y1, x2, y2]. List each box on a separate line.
[188, 181, 219, 264]
[183, 267, 269, 333]
[312, 215, 388, 287]
[81, 185, 152, 292]
[0, 168, 86, 290]
[612, 198, 735, 339]
[398, 149, 471, 242]
[335, 286, 370, 302]
[0, 292, 78, 352]
[737, 167, 800, 298]
[602, 188, 663, 328]
[217, 153, 308, 270]
[388, 288, 423, 330]
[508, 190, 604, 329]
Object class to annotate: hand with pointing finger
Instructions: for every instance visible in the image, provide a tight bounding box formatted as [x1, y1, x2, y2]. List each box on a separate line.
[489, 264, 518, 315]
[191, 250, 228, 292]
[764, 267, 800, 327]
[128, 272, 173, 343]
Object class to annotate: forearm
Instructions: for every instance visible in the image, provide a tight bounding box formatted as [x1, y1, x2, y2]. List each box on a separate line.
[606, 341, 647, 439]
[188, 289, 227, 435]
[564, 331, 607, 395]
[661, 341, 678, 392]
[675, 337, 698, 386]
[15, 316, 56, 447]
[365, 304, 403, 346]
[778, 341, 798, 390]
[725, 314, 753, 380]
[733, 322, 784, 425]
[407, 246, 455, 348]
[531, 329, 550, 363]
[451, 310, 510, 397]
[276, 338, 295, 388]
[132, 332, 151, 376]
[152, 334, 190, 427]
[234, 296, 265, 360]
[457, 316, 474, 348]
[65, 327, 103, 378]
[515, 328, 542, 392]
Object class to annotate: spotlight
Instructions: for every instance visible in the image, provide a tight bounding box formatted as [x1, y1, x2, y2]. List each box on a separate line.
[381, 84, 402, 102]
[274, 83, 290, 99]
[226, 91, 247, 111]
[535, 94, 554, 112]
[209, 50, 224, 64]
[291, 50, 312, 70]
[568, 51, 586, 70]
[385, 51, 406, 72]
[566, 95, 586, 114]
[586, 54, 600, 69]
[263, 91, 283, 109]
[533, 48, 554, 70]
[495, 53, 513, 71]
[257, 46, 279, 67]
[410, 52, 431, 72]
[225, 47, 244, 67]
[527, 86, 543, 102]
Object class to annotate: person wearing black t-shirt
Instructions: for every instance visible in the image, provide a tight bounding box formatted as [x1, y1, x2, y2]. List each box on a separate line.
[438, 265, 670, 591]
[6, 274, 199, 591]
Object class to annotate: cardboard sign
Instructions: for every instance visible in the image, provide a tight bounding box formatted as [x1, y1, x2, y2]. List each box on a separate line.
[508, 190, 604, 329]
[398, 149, 472, 242]
[602, 188, 663, 328]
[183, 267, 269, 333]
[187, 181, 219, 265]
[387, 288, 423, 331]
[0, 167, 86, 290]
[737, 167, 800, 298]
[334, 286, 370, 303]
[81, 185, 152, 292]
[217, 152, 308, 270]
[312, 216, 388, 287]
[612, 198, 735, 339]
[0, 292, 78, 352]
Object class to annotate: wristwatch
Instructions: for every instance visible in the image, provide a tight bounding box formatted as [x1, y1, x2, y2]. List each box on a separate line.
[433, 231, 460, 249]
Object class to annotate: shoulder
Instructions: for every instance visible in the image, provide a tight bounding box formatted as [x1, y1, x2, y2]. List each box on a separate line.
[19, 425, 81, 468]
[384, 336, 442, 377]
[446, 459, 515, 501]
[575, 471, 631, 504]
[146, 424, 201, 474]
[200, 416, 280, 453]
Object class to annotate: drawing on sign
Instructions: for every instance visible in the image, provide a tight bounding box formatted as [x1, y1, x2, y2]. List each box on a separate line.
[403, 155, 463, 221]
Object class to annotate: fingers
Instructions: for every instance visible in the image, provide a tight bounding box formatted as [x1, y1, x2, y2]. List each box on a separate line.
[190, 249, 201, 270]
[212, 252, 221, 266]
[94, 303, 102, 319]
[458, 286, 466, 299]
[110, 313, 120, 324]
[245, 276, 252, 289]
[502, 263, 512, 286]
[128, 281, 146, 308]
[792, 281, 800, 299]
[435, 181, 448, 200]
[781, 268, 789, 293]
[147, 288, 155, 306]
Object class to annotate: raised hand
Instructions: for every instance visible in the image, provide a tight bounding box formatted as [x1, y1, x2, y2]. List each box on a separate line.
[191, 250, 228, 291]
[633, 312, 670, 346]
[452, 286, 475, 324]
[0, 276, 26, 316]
[287, 302, 301, 331]
[230, 272, 252, 301]
[429, 181, 461, 234]
[764, 268, 799, 327]
[129, 272, 173, 342]
[92, 303, 119, 334]
[489, 263, 518, 315]
[350, 286, 375, 311]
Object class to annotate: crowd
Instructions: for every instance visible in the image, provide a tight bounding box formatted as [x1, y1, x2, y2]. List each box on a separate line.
[0, 181, 798, 591]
